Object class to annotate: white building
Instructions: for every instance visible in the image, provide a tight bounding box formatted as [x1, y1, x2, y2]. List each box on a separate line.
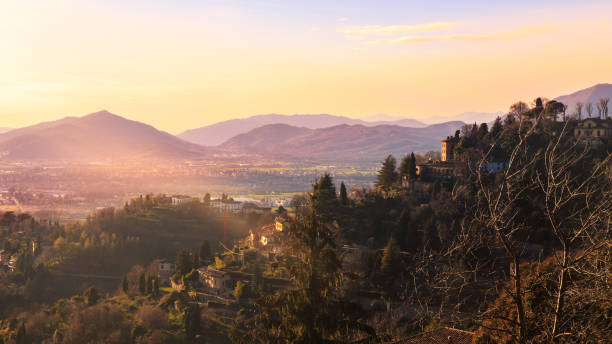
[172, 196, 193, 206]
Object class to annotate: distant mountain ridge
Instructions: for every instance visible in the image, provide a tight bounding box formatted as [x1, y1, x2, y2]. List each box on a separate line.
[219, 121, 464, 162]
[554, 83, 612, 116]
[0, 110, 207, 161]
[178, 114, 428, 146]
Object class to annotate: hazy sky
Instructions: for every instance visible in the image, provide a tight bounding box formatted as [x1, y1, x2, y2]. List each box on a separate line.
[2, 0, 612, 133]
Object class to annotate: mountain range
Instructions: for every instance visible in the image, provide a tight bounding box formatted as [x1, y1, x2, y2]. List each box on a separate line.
[554, 83, 612, 115]
[218, 122, 463, 162]
[1, 83, 608, 163]
[0, 111, 206, 161]
[178, 114, 429, 147]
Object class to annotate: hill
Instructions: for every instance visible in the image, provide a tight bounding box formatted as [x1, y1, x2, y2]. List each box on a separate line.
[0, 110, 207, 161]
[0, 127, 11, 134]
[178, 114, 427, 146]
[219, 121, 464, 162]
[555, 83, 612, 116]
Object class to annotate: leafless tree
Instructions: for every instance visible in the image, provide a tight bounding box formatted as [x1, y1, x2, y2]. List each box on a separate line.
[534, 123, 611, 341]
[599, 97, 609, 119]
[574, 102, 583, 120]
[585, 102, 593, 118]
[470, 118, 546, 343]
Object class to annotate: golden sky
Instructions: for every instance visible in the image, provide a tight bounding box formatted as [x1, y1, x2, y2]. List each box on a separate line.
[1, 0, 612, 133]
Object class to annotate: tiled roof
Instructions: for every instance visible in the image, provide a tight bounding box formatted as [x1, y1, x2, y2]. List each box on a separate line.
[395, 327, 475, 344]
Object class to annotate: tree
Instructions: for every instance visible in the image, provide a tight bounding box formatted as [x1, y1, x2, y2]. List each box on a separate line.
[15, 322, 26, 344]
[396, 209, 417, 253]
[599, 97, 609, 119]
[312, 173, 337, 222]
[139, 272, 146, 295]
[121, 275, 129, 294]
[199, 240, 212, 264]
[585, 102, 593, 117]
[240, 210, 377, 343]
[84, 286, 100, 306]
[234, 280, 247, 301]
[153, 277, 160, 297]
[575, 102, 583, 120]
[490, 117, 503, 138]
[376, 155, 398, 191]
[175, 248, 193, 277]
[339, 182, 348, 206]
[146, 275, 153, 294]
[203, 193, 211, 208]
[544, 100, 565, 121]
[509, 101, 530, 122]
[183, 304, 201, 338]
[380, 235, 402, 284]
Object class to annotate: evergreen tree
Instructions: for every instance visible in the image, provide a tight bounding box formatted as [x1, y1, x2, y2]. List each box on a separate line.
[380, 235, 401, 282]
[199, 240, 212, 264]
[146, 275, 153, 294]
[340, 182, 348, 205]
[396, 209, 417, 253]
[175, 248, 193, 277]
[490, 117, 503, 138]
[121, 275, 129, 294]
[184, 304, 201, 338]
[312, 174, 337, 222]
[376, 155, 398, 191]
[138, 272, 146, 294]
[203, 193, 211, 208]
[192, 251, 200, 269]
[241, 210, 377, 342]
[15, 322, 26, 344]
[153, 277, 160, 297]
[408, 152, 417, 181]
[84, 286, 100, 306]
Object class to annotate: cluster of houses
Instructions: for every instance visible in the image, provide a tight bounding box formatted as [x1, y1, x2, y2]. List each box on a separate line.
[0, 250, 19, 272]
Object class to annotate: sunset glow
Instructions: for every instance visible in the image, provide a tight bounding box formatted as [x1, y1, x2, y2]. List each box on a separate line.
[2, 0, 612, 133]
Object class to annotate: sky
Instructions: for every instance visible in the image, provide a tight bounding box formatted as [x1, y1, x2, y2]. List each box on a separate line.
[1, 0, 612, 133]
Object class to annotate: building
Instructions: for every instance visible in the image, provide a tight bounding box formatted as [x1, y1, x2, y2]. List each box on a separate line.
[574, 118, 612, 147]
[171, 196, 192, 206]
[198, 267, 231, 291]
[395, 327, 475, 344]
[157, 259, 175, 286]
[416, 161, 465, 182]
[210, 199, 243, 213]
[441, 138, 456, 162]
[274, 217, 289, 232]
[0, 250, 10, 264]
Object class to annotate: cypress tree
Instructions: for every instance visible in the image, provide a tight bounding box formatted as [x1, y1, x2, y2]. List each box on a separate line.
[138, 272, 146, 294]
[153, 277, 160, 297]
[199, 240, 212, 265]
[121, 275, 129, 294]
[184, 304, 201, 338]
[145, 275, 152, 294]
[408, 152, 417, 181]
[340, 182, 348, 205]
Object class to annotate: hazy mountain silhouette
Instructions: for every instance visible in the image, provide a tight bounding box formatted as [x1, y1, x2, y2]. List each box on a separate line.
[178, 114, 427, 146]
[0, 110, 207, 161]
[219, 121, 464, 162]
[555, 83, 612, 117]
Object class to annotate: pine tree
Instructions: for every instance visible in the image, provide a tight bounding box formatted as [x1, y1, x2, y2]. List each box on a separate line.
[199, 240, 212, 265]
[153, 277, 160, 297]
[376, 155, 398, 191]
[397, 209, 417, 253]
[15, 322, 26, 344]
[176, 248, 193, 277]
[84, 286, 100, 306]
[312, 173, 337, 222]
[490, 117, 503, 138]
[340, 182, 348, 205]
[203, 193, 211, 208]
[184, 304, 201, 338]
[121, 275, 129, 294]
[241, 210, 377, 342]
[380, 235, 401, 281]
[138, 272, 146, 294]
[145, 275, 153, 294]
